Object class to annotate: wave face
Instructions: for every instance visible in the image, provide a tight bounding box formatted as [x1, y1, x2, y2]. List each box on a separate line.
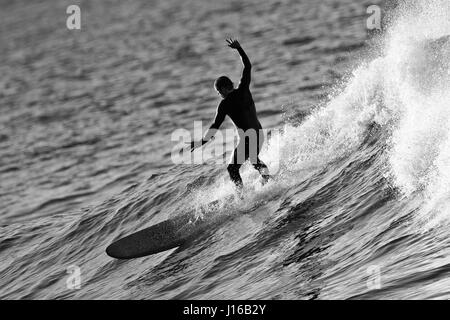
[1, 0, 450, 299]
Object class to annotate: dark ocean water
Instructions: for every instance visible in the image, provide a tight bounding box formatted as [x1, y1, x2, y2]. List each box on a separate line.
[1, 0, 450, 299]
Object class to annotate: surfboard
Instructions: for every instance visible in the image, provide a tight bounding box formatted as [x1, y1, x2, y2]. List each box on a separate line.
[106, 197, 233, 259]
[106, 212, 197, 259]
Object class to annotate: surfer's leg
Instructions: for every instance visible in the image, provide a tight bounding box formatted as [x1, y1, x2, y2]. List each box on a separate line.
[227, 163, 243, 189]
[250, 130, 271, 183]
[227, 138, 246, 189]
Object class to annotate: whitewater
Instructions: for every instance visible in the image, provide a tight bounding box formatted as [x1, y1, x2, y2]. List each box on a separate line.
[0, 0, 449, 299]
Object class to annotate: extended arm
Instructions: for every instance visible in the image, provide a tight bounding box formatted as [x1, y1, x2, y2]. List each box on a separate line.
[189, 102, 226, 152]
[226, 38, 251, 88]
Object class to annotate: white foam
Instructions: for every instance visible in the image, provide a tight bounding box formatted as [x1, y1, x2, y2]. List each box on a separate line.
[383, 0, 450, 228]
[190, 0, 450, 229]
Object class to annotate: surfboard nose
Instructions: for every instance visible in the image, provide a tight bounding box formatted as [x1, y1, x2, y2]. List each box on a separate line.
[106, 242, 131, 259]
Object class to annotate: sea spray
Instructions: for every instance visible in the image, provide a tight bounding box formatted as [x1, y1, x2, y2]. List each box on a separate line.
[382, 0, 450, 228]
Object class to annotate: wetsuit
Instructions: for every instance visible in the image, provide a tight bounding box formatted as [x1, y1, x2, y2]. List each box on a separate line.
[208, 47, 270, 188]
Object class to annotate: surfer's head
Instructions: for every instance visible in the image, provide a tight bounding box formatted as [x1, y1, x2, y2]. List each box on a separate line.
[214, 76, 234, 98]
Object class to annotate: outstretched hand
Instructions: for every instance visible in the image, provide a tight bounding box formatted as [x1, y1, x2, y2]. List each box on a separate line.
[226, 38, 241, 49]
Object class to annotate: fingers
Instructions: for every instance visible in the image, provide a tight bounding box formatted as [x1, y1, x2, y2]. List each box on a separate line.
[226, 38, 239, 47]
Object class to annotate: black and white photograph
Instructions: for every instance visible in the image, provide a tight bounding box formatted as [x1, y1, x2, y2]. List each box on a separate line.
[1, 0, 450, 304]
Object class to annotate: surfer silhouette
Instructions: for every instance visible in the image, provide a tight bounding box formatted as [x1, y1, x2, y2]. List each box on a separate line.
[189, 39, 270, 189]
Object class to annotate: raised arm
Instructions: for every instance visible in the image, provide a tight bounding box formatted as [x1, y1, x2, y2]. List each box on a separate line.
[226, 39, 251, 89]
